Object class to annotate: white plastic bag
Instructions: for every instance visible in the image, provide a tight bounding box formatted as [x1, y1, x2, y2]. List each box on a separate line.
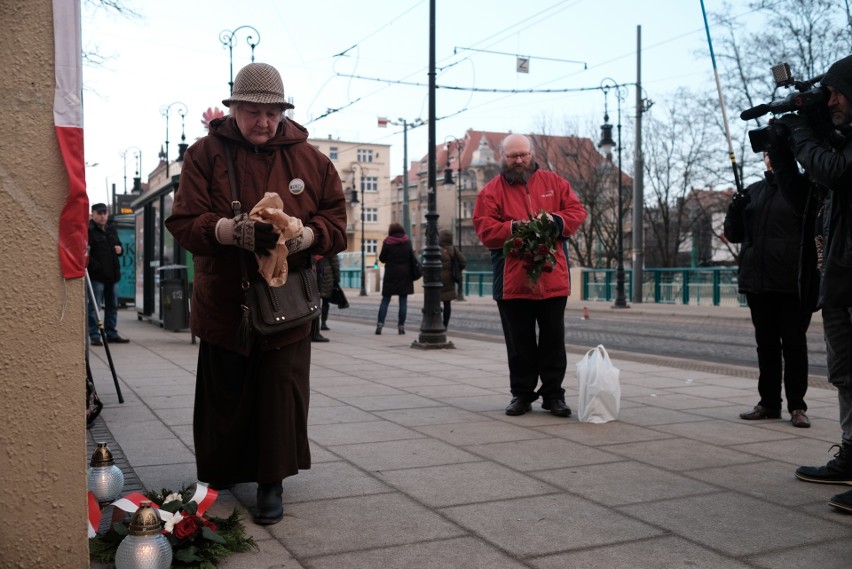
[575, 345, 621, 423]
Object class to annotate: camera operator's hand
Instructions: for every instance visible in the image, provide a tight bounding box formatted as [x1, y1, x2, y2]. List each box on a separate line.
[730, 190, 750, 212]
[215, 213, 280, 256]
[773, 114, 808, 136]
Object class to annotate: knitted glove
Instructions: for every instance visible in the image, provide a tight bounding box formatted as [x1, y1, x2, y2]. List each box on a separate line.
[284, 226, 315, 254]
[215, 214, 279, 256]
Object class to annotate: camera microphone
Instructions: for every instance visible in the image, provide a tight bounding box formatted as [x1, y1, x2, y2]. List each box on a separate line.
[740, 104, 770, 121]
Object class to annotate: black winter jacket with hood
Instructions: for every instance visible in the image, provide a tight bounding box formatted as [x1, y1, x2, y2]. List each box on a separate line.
[771, 54, 852, 308]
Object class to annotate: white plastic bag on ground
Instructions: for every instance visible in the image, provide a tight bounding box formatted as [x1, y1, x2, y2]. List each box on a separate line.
[575, 345, 621, 423]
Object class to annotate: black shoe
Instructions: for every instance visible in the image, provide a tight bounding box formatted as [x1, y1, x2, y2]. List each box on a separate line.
[505, 397, 532, 416]
[790, 409, 811, 428]
[312, 334, 330, 343]
[795, 443, 852, 484]
[90, 337, 103, 347]
[254, 481, 283, 525]
[320, 323, 330, 331]
[106, 335, 130, 344]
[829, 489, 852, 514]
[375, 325, 383, 335]
[398, 327, 405, 335]
[739, 405, 781, 420]
[542, 399, 572, 417]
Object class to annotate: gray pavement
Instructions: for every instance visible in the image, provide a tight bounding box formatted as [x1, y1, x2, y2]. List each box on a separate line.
[88, 293, 851, 569]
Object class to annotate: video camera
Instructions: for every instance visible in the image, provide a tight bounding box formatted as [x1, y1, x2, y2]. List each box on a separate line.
[740, 63, 827, 152]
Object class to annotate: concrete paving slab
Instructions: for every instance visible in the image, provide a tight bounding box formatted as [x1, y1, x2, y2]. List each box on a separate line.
[619, 492, 848, 556]
[534, 461, 720, 506]
[537, 421, 674, 446]
[279, 460, 393, 503]
[344, 393, 446, 411]
[602, 438, 759, 471]
[441, 494, 663, 557]
[651, 419, 796, 446]
[530, 535, 755, 569]
[308, 405, 383, 425]
[744, 539, 852, 569]
[327, 438, 481, 471]
[308, 420, 424, 446]
[463, 437, 623, 471]
[269, 493, 466, 558]
[415, 420, 550, 446]
[375, 405, 486, 426]
[376, 461, 558, 507]
[307, 536, 528, 569]
[615, 406, 716, 426]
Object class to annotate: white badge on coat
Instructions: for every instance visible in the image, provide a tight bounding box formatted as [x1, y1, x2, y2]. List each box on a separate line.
[289, 178, 306, 195]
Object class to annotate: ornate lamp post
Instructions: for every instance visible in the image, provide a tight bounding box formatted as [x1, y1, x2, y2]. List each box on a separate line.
[219, 26, 261, 95]
[121, 147, 141, 195]
[599, 79, 629, 309]
[160, 102, 187, 179]
[443, 137, 465, 300]
[350, 163, 367, 296]
[412, 0, 452, 349]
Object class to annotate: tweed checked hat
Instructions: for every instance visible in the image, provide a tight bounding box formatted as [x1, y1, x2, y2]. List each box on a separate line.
[222, 63, 295, 109]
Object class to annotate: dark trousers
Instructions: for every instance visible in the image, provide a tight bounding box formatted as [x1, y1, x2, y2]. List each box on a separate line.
[746, 292, 812, 412]
[321, 299, 330, 324]
[822, 307, 852, 444]
[496, 296, 567, 402]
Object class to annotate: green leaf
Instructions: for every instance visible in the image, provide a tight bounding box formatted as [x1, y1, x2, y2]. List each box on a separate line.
[174, 545, 204, 562]
[202, 526, 227, 545]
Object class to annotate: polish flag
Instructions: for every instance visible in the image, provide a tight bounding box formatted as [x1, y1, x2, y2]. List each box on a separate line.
[53, 0, 88, 278]
[377, 116, 388, 128]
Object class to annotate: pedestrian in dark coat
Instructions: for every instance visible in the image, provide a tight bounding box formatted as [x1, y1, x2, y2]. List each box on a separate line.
[439, 228, 466, 328]
[318, 253, 340, 331]
[87, 203, 129, 345]
[723, 153, 812, 428]
[376, 223, 415, 334]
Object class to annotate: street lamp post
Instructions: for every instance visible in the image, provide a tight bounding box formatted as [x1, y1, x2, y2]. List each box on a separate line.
[219, 26, 261, 95]
[350, 163, 367, 296]
[599, 78, 629, 309]
[160, 102, 187, 180]
[412, 0, 452, 349]
[121, 147, 141, 195]
[443, 137, 465, 301]
[385, 118, 423, 237]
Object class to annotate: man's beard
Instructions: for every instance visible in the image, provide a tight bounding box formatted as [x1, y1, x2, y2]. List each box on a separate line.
[502, 161, 535, 184]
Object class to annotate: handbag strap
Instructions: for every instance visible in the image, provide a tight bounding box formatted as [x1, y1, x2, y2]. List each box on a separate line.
[221, 139, 250, 289]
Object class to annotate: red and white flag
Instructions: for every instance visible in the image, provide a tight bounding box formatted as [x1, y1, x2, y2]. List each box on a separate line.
[53, 0, 88, 278]
[377, 116, 388, 128]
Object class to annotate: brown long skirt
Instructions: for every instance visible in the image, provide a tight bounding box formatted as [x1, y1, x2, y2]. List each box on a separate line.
[194, 337, 311, 485]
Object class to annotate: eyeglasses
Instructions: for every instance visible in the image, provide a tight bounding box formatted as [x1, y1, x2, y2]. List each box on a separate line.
[505, 152, 531, 160]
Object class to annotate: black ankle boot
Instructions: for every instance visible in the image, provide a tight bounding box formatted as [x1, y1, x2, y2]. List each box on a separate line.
[254, 481, 283, 525]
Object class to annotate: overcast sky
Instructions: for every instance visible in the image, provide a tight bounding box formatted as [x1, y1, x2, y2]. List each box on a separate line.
[81, 0, 743, 206]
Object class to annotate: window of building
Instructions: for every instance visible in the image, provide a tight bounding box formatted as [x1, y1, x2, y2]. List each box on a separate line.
[357, 148, 374, 162]
[366, 239, 378, 255]
[363, 176, 379, 192]
[365, 207, 378, 223]
[329, 146, 338, 160]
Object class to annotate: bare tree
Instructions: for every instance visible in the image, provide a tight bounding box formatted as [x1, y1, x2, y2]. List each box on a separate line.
[642, 89, 722, 267]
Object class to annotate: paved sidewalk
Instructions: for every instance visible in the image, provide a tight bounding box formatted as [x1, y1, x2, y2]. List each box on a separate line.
[88, 297, 850, 569]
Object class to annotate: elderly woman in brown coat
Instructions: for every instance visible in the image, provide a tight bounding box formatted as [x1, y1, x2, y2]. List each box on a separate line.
[376, 223, 416, 335]
[165, 63, 347, 525]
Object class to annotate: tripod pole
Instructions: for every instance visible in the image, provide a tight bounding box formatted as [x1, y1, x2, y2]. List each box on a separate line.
[85, 270, 124, 403]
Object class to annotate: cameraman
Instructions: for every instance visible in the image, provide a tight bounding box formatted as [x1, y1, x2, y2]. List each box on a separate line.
[770, 54, 852, 514]
[723, 153, 813, 429]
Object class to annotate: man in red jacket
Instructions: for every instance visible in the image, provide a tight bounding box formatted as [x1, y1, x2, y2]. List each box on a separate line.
[473, 133, 587, 417]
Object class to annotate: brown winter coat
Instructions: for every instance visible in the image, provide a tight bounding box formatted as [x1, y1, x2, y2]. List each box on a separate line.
[165, 116, 347, 355]
[439, 229, 466, 302]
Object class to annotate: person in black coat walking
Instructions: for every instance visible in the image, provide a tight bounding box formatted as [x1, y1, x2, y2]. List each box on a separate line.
[376, 223, 416, 335]
[723, 153, 813, 428]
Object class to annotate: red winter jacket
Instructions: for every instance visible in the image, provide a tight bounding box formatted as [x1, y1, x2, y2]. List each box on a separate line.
[473, 168, 586, 300]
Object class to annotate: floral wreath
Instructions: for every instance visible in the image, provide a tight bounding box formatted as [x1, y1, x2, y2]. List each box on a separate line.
[89, 483, 256, 568]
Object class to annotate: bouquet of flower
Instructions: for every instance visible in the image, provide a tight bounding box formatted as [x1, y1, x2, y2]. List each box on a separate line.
[503, 210, 560, 287]
[89, 485, 257, 568]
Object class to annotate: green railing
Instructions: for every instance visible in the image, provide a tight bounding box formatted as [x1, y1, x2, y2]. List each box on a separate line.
[342, 266, 745, 306]
[581, 268, 746, 306]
